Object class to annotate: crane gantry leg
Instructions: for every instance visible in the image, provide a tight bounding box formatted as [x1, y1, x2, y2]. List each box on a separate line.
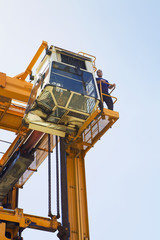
[0, 222, 11, 240]
[60, 138, 89, 240]
[67, 152, 89, 240]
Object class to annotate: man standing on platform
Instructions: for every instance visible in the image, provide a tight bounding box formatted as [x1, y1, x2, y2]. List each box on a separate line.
[96, 69, 116, 110]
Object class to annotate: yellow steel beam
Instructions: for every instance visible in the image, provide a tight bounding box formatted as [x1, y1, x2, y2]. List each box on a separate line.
[0, 207, 60, 233]
[76, 153, 90, 240]
[0, 106, 26, 132]
[14, 41, 48, 81]
[0, 73, 33, 102]
[2, 187, 19, 214]
[0, 222, 9, 240]
[66, 150, 90, 240]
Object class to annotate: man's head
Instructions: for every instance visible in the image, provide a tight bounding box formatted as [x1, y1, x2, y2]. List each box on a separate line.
[97, 69, 103, 78]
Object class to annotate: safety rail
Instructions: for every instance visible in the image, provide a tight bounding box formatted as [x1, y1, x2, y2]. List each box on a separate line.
[97, 79, 117, 105]
[82, 108, 119, 155]
[78, 51, 97, 72]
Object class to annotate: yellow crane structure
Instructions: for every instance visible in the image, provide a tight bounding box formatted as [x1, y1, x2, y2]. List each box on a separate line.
[0, 41, 119, 240]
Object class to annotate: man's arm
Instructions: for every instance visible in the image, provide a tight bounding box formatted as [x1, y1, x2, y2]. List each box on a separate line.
[108, 83, 116, 89]
[96, 79, 116, 89]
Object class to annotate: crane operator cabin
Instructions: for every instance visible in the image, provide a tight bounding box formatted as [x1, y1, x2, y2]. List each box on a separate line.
[23, 46, 100, 137]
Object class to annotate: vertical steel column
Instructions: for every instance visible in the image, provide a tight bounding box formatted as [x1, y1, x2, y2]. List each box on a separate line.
[60, 137, 90, 240]
[66, 151, 90, 240]
[2, 187, 19, 210]
[0, 222, 10, 240]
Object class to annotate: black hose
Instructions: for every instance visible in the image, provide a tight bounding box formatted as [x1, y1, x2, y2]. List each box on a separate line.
[48, 134, 53, 218]
[56, 135, 60, 219]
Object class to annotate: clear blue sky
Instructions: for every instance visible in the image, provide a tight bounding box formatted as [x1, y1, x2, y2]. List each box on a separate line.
[0, 0, 160, 239]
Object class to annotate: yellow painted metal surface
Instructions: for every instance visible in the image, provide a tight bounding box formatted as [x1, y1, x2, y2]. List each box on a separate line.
[0, 207, 60, 234]
[14, 41, 48, 81]
[0, 74, 33, 102]
[0, 222, 9, 240]
[0, 102, 27, 132]
[66, 152, 90, 240]
[82, 109, 119, 155]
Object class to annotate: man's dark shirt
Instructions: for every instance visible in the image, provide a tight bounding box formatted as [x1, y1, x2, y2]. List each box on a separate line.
[96, 77, 109, 94]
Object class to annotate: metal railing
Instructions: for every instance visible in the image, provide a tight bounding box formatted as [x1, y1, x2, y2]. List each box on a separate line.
[97, 80, 117, 106]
